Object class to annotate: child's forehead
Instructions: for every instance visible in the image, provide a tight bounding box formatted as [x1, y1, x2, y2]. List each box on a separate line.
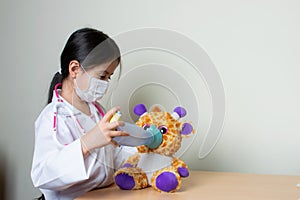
[87, 60, 118, 74]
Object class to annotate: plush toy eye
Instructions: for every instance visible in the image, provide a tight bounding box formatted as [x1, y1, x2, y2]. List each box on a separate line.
[158, 126, 168, 134]
[143, 124, 150, 130]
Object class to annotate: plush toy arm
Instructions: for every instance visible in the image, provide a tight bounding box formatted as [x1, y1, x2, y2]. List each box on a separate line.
[121, 153, 140, 168]
[172, 157, 189, 178]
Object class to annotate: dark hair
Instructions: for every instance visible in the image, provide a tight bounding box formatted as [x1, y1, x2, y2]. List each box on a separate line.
[47, 28, 121, 104]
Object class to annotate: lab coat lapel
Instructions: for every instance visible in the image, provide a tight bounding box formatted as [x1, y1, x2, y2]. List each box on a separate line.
[77, 105, 98, 133]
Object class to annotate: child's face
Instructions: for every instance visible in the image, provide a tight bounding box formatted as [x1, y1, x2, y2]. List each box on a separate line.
[76, 60, 119, 91]
[87, 59, 119, 82]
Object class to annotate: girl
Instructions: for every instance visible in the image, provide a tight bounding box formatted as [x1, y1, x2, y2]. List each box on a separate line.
[31, 28, 133, 200]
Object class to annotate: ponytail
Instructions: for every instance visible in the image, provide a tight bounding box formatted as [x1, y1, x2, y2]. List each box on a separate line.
[47, 72, 63, 104]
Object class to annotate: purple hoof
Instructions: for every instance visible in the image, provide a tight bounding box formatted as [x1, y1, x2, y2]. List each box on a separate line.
[115, 173, 135, 190]
[178, 167, 189, 177]
[156, 172, 178, 192]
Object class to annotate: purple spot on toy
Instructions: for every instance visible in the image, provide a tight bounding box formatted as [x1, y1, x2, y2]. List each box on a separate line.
[181, 123, 193, 135]
[134, 104, 147, 116]
[122, 163, 133, 168]
[114, 174, 135, 190]
[156, 172, 178, 192]
[178, 167, 189, 177]
[174, 107, 187, 118]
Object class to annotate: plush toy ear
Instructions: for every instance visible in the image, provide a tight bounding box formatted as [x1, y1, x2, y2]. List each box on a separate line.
[181, 123, 193, 135]
[171, 106, 187, 120]
[134, 104, 147, 116]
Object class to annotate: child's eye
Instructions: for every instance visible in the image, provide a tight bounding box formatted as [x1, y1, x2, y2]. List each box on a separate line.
[99, 74, 112, 81]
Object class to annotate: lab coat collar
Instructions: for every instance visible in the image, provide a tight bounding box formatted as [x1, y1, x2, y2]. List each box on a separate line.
[52, 89, 81, 117]
[52, 89, 100, 119]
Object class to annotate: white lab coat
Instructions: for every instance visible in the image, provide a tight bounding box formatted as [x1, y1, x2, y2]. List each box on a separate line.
[31, 91, 135, 200]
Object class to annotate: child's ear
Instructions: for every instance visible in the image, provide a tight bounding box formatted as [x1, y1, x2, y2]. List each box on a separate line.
[180, 122, 194, 136]
[69, 60, 80, 79]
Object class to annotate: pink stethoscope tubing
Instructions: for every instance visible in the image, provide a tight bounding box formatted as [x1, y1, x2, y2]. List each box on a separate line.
[53, 83, 105, 135]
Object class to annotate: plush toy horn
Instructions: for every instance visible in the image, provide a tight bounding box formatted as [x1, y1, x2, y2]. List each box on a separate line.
[171, 106, 187, 120]
[134, 104, 148, 116]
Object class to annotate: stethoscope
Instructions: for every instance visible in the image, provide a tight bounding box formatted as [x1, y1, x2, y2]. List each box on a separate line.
[52, 83, 105, 137]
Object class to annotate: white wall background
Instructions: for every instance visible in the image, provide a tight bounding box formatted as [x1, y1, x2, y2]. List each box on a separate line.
[0, 0, 299, 199]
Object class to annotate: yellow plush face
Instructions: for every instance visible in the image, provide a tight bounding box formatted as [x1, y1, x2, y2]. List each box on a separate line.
[136, 111, 182, 156]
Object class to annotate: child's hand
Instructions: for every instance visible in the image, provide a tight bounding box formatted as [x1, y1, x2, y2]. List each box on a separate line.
[80, 107, 129, 156]
[98, 107, 128, 146]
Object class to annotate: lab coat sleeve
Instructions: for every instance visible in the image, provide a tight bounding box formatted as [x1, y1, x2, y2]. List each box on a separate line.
[31, 112, 88, 191]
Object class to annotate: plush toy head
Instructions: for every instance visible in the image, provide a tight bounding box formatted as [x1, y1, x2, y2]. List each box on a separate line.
[134, 104, 194, 156]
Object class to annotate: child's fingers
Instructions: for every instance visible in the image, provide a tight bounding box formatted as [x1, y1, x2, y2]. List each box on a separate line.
[110, 139, 119, 147]
[111, 130, 130, 137]
[101, 106, 121, 122]
[107, 121, 125, 130]
[110, 131, 129, 147]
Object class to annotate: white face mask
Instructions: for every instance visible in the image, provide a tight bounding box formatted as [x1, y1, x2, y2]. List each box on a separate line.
[74, 69, 109, 103]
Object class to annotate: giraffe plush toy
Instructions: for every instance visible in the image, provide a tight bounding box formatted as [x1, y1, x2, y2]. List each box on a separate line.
[114, 104, 194, 192]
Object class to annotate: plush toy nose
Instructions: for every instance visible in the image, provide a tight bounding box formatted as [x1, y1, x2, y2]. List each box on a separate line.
[145, 125, 163, 149]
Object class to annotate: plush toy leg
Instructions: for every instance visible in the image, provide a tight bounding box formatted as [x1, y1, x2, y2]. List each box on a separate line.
[114, 167, 148, 190]
[151, 167, 181, 192]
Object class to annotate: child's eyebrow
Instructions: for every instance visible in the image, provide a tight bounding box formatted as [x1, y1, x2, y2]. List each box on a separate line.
[98, 70, 114, 75]
[104, 71, 114, 75]
[107, 71, 114, 75]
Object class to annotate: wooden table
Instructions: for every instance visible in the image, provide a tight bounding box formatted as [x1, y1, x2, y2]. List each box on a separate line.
[76, 171, 300, 200]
